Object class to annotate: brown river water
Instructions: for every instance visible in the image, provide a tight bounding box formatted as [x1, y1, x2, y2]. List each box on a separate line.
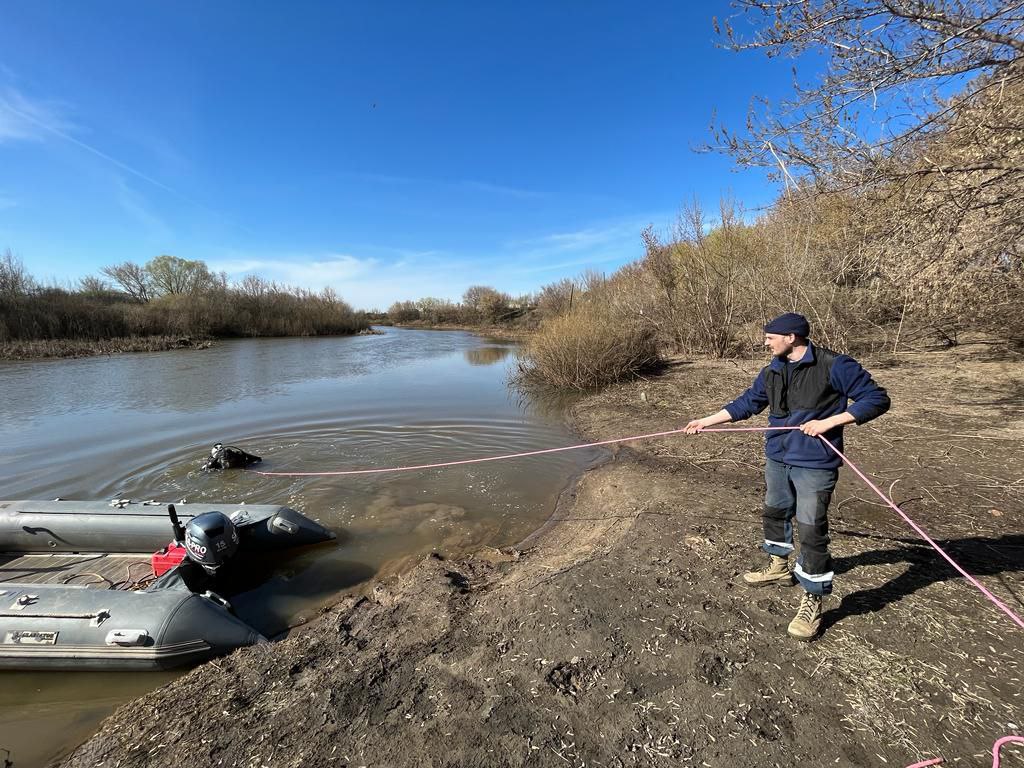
[0, 328, 604, 768]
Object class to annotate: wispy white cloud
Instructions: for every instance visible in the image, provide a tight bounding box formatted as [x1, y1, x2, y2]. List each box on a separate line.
[0, 83, 202, 210]
[210, 251, 459, 309]
[0, 83, 251, 235]
[205, 211, 665, 309]
[0, 86, 185, 199]
[506, 251, 631, 276]
[0, 86, 74, 143]
[508, 218, 652, 255]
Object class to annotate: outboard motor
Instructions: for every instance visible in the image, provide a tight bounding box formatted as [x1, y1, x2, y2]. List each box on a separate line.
[184, 511, 240, 574]
[202, 443, 262, 471]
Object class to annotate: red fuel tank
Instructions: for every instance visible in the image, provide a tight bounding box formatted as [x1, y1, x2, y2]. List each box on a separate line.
[151, 541, 188, 577]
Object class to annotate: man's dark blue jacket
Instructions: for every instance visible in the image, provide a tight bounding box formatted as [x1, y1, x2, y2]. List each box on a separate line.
[723, 342, 890, 469]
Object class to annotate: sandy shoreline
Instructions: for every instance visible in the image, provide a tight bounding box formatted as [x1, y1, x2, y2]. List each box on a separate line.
[61, 348, 1024, 768]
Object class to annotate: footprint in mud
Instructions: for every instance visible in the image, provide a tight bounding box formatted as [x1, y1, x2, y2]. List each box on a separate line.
[693, 649, 748, 687]
[732, 701, 795, 742]
[547, 657, 602, 697]
[755, 596, 787, 613]
[668, 620, 713, 644]
[696, 651, 729, 686]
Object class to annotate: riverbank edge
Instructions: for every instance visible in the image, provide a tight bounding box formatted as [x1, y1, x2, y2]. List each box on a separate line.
[60, 350, 1024, 768]
[0, 328, 382, 361]
[390, 322, 534, 342]
[0, 335, 215, 360]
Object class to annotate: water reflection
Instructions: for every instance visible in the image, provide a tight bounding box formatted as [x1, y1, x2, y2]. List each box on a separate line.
[464, 345, 512, 366]
[0, 329, 485, 425]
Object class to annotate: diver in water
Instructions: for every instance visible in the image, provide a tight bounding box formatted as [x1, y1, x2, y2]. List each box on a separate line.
[201, 443, 262, 471]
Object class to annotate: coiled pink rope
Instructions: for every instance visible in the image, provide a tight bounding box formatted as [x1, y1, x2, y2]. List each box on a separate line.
[256, 422, 1023, 765]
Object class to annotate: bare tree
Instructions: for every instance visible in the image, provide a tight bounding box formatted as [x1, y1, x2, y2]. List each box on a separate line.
[78, 275, 110, 294]
[145, 255, 216, 296]
[714, 0, 1024, 191]
[0, 249, 34, 295]
[536, 278, 577, 319]
[641, 225, 684, 349]
[462, 285, 511, 323]
[416, 297, 457, 324]
[101, 261, 151, 303]
[388, 300, 420, 323]
[714, 1, 1024, 336]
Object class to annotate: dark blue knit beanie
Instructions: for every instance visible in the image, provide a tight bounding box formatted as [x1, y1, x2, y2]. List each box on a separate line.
[764, 312, 810, 337]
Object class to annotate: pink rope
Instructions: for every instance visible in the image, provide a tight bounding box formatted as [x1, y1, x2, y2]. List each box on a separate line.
[701, 425, 1024, 629]
[253, 426, 692, 476]
[256, 421, 1022, 765]
[905, 736, 1024, 767]
[992, 737, 1024, 767]
[818, 434, 1024, 630]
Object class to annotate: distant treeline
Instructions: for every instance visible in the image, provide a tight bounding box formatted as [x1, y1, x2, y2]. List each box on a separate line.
[0, 253, 369, 348]
[380, 285, 536, 328]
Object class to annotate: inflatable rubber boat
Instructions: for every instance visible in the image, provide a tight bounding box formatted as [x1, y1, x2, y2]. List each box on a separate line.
[0, 499, 335, 670]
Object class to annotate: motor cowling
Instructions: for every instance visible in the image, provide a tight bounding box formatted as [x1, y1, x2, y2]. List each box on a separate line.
[184, 511, 239, 574]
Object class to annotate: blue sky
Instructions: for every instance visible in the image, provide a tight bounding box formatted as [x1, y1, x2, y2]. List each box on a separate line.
[0, 1, 792, 310]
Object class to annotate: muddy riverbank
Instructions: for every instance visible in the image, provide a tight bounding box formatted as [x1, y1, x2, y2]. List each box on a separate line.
[0, 335, 214, 360]
[0, 330, 390, 360]
[62, 346, 1024, 768]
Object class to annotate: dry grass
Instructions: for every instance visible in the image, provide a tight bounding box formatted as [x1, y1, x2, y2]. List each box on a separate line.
[813, 629, 1019, 754]
[513, 303, 661, 390]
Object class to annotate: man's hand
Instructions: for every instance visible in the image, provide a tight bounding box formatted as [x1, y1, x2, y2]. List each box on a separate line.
[800, 412, 855, 436]
[683, 409, 734, 434]
[799, 419, 832, 437]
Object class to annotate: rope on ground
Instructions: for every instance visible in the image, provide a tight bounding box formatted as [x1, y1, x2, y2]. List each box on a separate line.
[904, 736, 1024, 768]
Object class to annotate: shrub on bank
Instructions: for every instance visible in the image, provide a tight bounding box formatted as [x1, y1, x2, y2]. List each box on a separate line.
[515, 301, 661, 390]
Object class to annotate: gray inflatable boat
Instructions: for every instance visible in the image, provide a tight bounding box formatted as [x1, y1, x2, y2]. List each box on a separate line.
[0, 499, 335, 670]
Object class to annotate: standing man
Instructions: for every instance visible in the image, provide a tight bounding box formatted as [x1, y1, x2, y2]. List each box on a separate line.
[684, 312, 890, 641]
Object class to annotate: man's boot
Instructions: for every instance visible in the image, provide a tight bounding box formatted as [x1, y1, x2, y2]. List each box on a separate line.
[787, 592, 823, 641]
[742, 554, 794, 587]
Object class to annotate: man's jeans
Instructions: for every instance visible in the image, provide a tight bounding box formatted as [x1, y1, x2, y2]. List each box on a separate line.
[762, 458, 839, 595]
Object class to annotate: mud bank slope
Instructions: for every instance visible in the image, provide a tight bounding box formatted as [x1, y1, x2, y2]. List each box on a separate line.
[64, 349, 1024, 768]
